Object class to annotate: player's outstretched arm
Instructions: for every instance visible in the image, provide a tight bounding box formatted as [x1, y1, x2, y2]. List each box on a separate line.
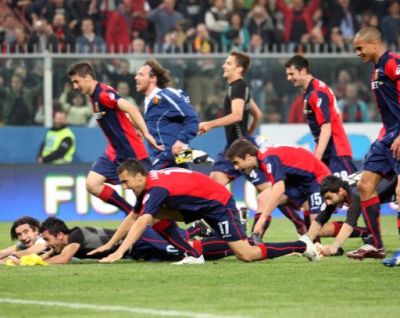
[253, 181, 285, 235]
[0, 246, 15, 260]
[117, 99, 164, 151]
[88, 212, 137, 256]
[13, 242, 47, 258]
[46, 243, 81, 264]
[99, 214, 153, 263]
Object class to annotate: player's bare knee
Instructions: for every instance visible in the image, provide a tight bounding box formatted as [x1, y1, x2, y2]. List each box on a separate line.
[234, 250, 255, 262]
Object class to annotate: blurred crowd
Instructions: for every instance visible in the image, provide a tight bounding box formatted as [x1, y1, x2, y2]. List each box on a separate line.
[1, 0, 400, 54]
[0, 0, 395, 126]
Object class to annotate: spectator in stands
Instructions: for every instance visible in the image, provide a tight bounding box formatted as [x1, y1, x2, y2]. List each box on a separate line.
[37, 110, 76, 163]
[76, 17, 105, 53]
[176, 0, 208, 28]
[104, 59, 137, 101]
[245, 4, 279, 49]
[1, 14, 17, 48]
[337, 83, 371, 123]
[327, 26, 349, 53]
[221, 12, 250, 51]
[333, 68, 353, 100]
[6, 27, 28, 53]
[132, 37, 148, 53]
[67, 0, 102, 34]
[0, 73, 42, 126]
[51, 13, 75, 52]
[328, 0, 358, 46]
[106, 0, 133, 52]
[381, 1, 400, 48]
[59, 87, 92, 126]
[205, 0, 230, 49]
[276, 0, 320, 51]
[132, 0, 149, 41]
[191, 23, 216, 53]
[264, 80, 282, 123]
[147, 0, 184, 50]
[162, 24, 189, 53]
[27, 19, 59, 52]
[116, 81, 137, 106]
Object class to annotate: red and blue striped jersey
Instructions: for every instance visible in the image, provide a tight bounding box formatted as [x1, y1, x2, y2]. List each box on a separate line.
[371, 51, 400, 145]
[90, 83, 149, 161]
[137, 168, 232, 216]
[304, 78, 353, 159]
[257, 145, 331, 185]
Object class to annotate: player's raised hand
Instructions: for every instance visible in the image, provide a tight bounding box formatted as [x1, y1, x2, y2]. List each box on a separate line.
[144, 133, 164, 151]
[98, 251, 123, 263]
[87, 243, 112, 256]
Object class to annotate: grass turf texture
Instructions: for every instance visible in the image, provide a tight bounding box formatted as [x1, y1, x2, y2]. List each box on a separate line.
[0, 216, 399, 318]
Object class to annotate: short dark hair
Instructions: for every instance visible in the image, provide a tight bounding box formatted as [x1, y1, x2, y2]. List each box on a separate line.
[10, 216, 40, 241]
[144, 59, 171, 89]
[230, 51, 251, 75]
[226, 139, 258, 161]
[68, 62, 97, 79]
[117, 158, 149, 176]
[320, 176, 348, 197]
[39, 217, 69, 236]
[284, 55, 310, 73]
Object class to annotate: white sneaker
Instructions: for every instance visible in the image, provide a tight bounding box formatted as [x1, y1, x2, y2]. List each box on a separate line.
[299, 235, 322, 262]
[171, 255, 205, 265]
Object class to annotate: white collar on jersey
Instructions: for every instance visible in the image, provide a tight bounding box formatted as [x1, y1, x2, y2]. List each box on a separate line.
[144, 87, 162, 113]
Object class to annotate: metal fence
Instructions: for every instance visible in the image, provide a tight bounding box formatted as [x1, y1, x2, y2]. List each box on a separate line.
[0, 52, 374, 127]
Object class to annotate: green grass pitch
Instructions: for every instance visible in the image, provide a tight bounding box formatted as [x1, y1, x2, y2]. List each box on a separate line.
[0, 216, 399, 318]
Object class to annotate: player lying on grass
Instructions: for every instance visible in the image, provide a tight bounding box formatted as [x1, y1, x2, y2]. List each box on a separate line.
[88, 159, 321, 265]
[0, 216, 47, 263]
[35, 217, 213, 264]
[307, 174, 397, 258]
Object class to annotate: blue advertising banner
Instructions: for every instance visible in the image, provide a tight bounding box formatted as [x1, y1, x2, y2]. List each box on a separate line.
[0, 164, 397, 222]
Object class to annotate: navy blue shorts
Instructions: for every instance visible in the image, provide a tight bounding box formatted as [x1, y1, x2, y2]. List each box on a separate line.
[212, 146, 267, 186]
[325, 156, 357, 178]
[285, 181, 322, 214]
[129, 227, 184, 261]
[91, 154, 152, 184]
[201, 199, 247, 242]
[363, 140, 398, 177]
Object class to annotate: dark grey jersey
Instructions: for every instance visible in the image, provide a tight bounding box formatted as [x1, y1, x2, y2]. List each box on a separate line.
[68, 226, 117, 259]
[223, 79, 251, 146]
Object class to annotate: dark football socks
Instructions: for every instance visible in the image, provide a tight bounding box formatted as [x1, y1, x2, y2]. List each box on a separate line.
[279, 205, 307, 235]
[251, 213, 271, 237]
[361, 196, 383, 249]
[257, 241, 306, 259]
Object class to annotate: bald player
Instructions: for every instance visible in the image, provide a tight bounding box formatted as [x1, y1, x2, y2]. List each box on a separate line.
[350, 26, 400, 265]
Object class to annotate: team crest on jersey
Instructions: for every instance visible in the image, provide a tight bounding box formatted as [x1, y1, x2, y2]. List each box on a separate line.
[152, 95, 161, 105]
[108, 92, 115, 100]
[93, 102, 106, 119]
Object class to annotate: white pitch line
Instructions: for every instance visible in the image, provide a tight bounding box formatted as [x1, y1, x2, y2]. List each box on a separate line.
[0, 297, 250, 318]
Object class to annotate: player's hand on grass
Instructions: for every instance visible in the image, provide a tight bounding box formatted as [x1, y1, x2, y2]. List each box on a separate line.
[98, 251, 123, 263]
[318, 244, 337, 256]
[87, 243, 113, 256]
[144, 133, 164, 151]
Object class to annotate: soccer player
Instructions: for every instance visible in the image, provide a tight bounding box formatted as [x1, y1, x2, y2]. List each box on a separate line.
[0, 217, 47, 263]
[226, 139, 331, 238]
[198, 51, 264, 186]
[284, 55, 356, 178]
[351, 26, 400, 263]
[89, 159, 321, 264]
[68, 62, 162, 215]
[134, 59, 199, 169]
[38, 217, 211, 264]
[307, 174, 396, 257]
